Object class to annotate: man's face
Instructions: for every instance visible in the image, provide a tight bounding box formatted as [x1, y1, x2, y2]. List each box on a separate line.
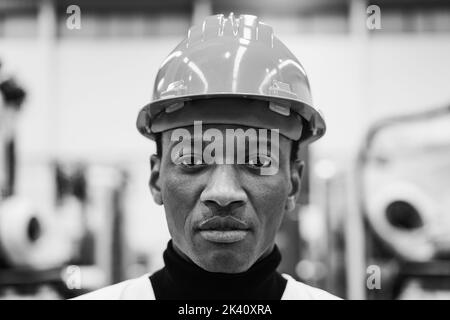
[150, 124, 302, 273]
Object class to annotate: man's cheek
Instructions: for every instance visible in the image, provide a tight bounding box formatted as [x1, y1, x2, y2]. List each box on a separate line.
[163, 178, 194, 225]
[252, 176, 289, 204]
[163, 175, 192, 203]
[260, 198, 285, 227]
[253, 181, 288, 222]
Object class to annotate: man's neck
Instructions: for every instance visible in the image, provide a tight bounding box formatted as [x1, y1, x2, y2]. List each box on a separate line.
[149, 240, 287, 300]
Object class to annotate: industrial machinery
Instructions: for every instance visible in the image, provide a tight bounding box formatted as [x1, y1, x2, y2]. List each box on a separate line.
[359, 104, 450, 299]
[0, 60, 131, 299]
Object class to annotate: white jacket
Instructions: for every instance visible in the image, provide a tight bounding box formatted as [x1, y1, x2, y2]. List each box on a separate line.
[73, 273, 341, 300]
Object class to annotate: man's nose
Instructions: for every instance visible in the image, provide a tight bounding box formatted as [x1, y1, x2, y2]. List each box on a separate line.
[200, 165, 247, 212]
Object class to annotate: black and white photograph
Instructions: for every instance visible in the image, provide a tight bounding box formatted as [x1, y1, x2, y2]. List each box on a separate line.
[1, 0, 450, 305]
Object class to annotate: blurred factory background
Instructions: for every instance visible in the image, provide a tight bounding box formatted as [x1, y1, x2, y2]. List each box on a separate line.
[1, 0, 450, 299]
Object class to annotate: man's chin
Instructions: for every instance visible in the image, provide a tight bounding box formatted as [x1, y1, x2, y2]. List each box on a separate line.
[194, 248, 254, 273]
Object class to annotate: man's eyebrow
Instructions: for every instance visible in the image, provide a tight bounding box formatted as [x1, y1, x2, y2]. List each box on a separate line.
[167, 136, 199, 153]
[167, 134, 280, 149]
[234, 136, 280, 152]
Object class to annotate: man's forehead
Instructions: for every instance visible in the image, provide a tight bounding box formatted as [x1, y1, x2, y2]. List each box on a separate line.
[162, 124, 290, 149]
[167, 124, 269, 135]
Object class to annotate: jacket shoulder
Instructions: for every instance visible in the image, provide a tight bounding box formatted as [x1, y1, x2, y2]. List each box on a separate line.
[281, 274, 342, 300]
[71, 274, 154, 300]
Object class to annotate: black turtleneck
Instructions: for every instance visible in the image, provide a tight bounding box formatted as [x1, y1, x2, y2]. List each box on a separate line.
[149, 241, 287, 300]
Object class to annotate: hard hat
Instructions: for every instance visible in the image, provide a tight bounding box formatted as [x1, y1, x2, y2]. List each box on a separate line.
[137, 13, 326, 144]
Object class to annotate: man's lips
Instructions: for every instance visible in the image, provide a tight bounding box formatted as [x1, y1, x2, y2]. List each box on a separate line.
[196, 216, 250, 244]
[197, 216, 250, 231]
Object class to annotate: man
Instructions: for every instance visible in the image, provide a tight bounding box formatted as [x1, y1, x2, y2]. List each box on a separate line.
[75, 13, 339, 300]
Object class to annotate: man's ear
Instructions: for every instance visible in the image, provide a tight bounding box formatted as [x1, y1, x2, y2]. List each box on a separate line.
[286, 159, 305, 211]
[149, 154, 163, 205]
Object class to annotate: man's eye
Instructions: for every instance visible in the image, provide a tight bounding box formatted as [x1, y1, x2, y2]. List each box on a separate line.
[175, 154, 205, 167]
[246, 155, 273, 168]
